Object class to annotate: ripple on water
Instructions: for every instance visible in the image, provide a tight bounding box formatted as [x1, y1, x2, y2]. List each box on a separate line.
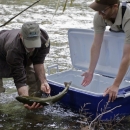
[43, 103, 79, 117]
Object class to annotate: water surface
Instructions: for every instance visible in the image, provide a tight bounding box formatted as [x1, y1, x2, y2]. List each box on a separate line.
[0, 0, 129, 129]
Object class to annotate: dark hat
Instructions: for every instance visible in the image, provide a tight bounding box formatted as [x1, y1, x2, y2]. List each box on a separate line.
[21, 22, 41, 48]
[89, 0, 119, 11]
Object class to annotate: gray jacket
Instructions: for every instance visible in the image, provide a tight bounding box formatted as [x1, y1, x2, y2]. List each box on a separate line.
[0, 29, 50, 88]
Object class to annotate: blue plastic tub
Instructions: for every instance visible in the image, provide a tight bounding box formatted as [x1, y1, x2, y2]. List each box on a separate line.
[47, 29, 130, 120]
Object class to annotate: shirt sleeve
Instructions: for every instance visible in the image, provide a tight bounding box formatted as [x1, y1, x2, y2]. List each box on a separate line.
[6, 49, 27, 88]
[93, 12, 106, 34]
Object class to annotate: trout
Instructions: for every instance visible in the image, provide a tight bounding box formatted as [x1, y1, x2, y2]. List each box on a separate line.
[15, 82, 71, 106]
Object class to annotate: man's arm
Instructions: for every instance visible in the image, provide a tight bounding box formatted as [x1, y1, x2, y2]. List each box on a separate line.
[104, 43, 130, 102]
[17, 86, 28, 96]
[88, 33, 104, 73]
[82, 33, 104, 86]
[34, 64, 50, 94]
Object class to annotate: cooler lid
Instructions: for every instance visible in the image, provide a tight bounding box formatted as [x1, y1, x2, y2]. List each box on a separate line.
[68, 28, 130, 80]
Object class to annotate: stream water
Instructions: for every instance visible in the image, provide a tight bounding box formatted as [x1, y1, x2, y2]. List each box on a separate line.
[0, 0, 130, 129]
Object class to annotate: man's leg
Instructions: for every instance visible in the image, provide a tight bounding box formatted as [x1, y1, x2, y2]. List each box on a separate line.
[26, 64, 41, 97]
[0, 59, 11, 93]
[0, 78, 5, 93]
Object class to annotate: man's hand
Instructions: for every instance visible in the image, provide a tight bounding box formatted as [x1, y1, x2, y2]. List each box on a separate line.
[24, 81, 51, 110]
[17, 86, 43, 110]
[24, 102, 43, 110]
[81, 72, 93, 86]
[34, 64, 51, 94]
[41, 81, 51, 94]
[103, 85, 119, 102]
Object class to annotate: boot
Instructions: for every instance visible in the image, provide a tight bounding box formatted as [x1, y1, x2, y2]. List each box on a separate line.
[0, 78, 5, 93]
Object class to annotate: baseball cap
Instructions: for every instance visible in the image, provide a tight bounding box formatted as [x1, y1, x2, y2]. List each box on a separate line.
[89, 0, 119, 12]
[21, 22, 41, 48]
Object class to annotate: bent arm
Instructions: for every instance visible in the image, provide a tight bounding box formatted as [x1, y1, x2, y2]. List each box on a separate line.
[34, 64, 50, 93]
[6, 50, 29, 96]
[34, 64, 47, 83]
[113, 43, 130, 87]
[18, 64, 48, 96]
[88, 33, 104, 74]
[103, 43, 130, 102]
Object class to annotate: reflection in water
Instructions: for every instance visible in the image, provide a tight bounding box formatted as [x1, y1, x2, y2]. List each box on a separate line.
[0, 0, 129, 130]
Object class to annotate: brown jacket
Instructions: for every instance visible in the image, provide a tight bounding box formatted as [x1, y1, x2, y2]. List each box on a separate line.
[0, 29, 50, 88]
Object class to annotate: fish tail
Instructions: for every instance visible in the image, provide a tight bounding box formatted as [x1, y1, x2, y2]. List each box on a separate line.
[64, 81, 72, 87]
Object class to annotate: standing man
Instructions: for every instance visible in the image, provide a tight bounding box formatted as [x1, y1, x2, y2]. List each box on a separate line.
[81, 0, 130, 102]
[0, 22, 51, 109]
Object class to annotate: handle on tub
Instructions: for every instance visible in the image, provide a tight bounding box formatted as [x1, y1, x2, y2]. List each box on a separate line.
[117, 91, 130, 98]
[124, 92, 130, 97]
[47, 64, 59, 75]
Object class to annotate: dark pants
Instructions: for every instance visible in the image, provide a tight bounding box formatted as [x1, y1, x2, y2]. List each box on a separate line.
[0, 58, 41, 95]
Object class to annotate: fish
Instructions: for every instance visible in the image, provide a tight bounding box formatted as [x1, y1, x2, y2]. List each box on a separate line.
[15, 81, 71, 106]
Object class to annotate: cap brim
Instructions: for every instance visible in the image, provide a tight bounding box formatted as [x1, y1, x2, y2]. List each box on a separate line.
[23, 37, 41, 48]
[89, 2, 108, 11]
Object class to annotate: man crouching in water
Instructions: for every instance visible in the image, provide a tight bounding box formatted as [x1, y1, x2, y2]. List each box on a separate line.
[0, 22, 51, 110]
